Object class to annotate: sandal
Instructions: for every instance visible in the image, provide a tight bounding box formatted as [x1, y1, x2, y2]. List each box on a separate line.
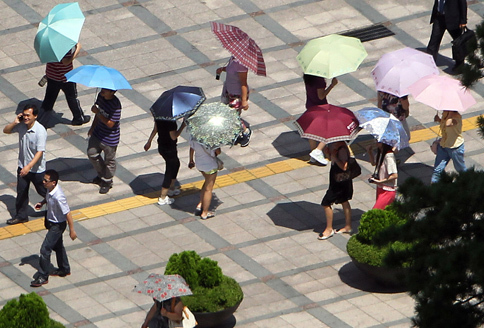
[194, 206, 202, 216]
[335, 228, 352, 234]
[200, 212, 215, 220]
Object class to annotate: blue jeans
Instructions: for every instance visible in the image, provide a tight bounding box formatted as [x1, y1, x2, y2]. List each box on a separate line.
[431, 143, 466, 183]
[39, 221, 69, 279]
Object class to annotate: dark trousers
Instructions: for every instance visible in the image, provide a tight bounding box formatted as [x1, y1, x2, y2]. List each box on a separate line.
[427, 14, 463, 63]
[16, 168, 46, 220]
[39, 221, 69, 279]
[159, 149, 180, 189]
[41, 78, 85, 121]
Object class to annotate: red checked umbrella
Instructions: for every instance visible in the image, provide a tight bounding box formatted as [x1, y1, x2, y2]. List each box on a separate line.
[133, 274, 192, 302]
[294, 104, 359, 143]
[211, 21, 266, 76]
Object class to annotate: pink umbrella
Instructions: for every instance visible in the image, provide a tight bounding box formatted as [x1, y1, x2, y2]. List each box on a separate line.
[407, 75, 476, 112]
[372, 47, 439, 97]
[211, 21, 266, 76]
[294, 104, 359, 143]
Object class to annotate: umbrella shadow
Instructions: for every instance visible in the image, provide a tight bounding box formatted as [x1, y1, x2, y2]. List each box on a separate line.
[47, 158, 93, 182]
[129, 173, 163, 195]
[271, 131, 311, 159]
[338, 261, 407, 293]
[267, 201, 365, 232]
[398, 162, 435, 186]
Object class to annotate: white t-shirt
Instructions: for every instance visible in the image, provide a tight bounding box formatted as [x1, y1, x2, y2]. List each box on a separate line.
[378, 152, 398, 191]
[189, 138, 218, 172]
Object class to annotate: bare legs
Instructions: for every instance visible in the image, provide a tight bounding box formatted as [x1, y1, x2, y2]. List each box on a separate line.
[321, 201, 352, 238]
[198, 171, 217, 218]
[160, 179, 177, 198]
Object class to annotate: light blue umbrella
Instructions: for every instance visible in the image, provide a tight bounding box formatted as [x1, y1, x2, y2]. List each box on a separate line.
[65, 65, 132, 90]
[34, 2, 85, 63]
[355, 107, 409, 150]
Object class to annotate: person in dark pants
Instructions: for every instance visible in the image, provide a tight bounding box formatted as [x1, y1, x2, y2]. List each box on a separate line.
[87, 88, 122, 194]
[426, 0, 467, 69]
[31, 169, 77, 287]
[41, 43, 90, 125]
[144, 119, 186, 205]
[3, 104, 47, 225]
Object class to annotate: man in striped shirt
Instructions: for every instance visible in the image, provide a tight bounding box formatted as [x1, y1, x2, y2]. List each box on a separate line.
[87, 88, 122, 194]
[40, 43, 90, 126]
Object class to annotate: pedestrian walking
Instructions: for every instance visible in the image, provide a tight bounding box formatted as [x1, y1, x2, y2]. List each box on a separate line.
[318, 141, 353, 240]
[3, 104, 47, 225]
[188, 136, 221, 220]
[144, 119, 186, 206]
[87, 88, 122, 194]
[377, 91, 411, 141]
[431, 110, 466, 183]
[31, 169, 77, 287]
[303, 74, 338, 165]
[40, 43, 91, 125]
[216, 56, 252, 147]
[426, 0, 467, 70]
[366, 142, 398, 209]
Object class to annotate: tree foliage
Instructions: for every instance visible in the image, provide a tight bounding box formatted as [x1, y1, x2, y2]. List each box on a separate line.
[459, 21, 484, 87]
[376, 170, 484, 328]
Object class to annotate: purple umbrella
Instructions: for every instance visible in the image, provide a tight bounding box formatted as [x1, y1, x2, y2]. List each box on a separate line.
[371, 47, 439, 97]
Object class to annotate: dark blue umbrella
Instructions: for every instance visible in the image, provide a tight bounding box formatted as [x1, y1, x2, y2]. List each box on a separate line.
[150, 86, 205, 121]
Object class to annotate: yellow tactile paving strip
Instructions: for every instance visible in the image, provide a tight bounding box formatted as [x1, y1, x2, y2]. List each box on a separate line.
[0, 116, 479, 240]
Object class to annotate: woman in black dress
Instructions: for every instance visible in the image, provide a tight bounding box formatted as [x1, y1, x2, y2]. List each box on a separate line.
[318, 141, 353, 240]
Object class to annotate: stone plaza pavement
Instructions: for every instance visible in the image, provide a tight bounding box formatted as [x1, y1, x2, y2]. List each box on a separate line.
[1, 0, 484, 327]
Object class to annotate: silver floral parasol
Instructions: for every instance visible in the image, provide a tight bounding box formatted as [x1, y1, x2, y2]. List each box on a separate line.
[186, 102, 243, 148]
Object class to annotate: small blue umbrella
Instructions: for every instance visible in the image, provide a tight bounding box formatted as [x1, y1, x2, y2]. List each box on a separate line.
[65, 65, 132, 90]
[355, 107, 409, 150]
[150, 86, 206, 121]
[34, 2, 85, 63]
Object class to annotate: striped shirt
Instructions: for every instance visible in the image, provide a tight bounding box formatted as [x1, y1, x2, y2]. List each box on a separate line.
[92, 94, 122, 147]
[45, 49, 73, 82]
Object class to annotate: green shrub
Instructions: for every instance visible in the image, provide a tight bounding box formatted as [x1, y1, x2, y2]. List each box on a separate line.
[164, 250, 243, 312]
[347, 207, 411, 268]
[356, 208, 405, 244]
[50, 319, 66, 328]
[0, 292, 62, 328]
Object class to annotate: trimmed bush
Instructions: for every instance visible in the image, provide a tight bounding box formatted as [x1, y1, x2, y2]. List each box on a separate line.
[165, 250, 243, 313]
[347, 207, 411, 268]
[0, 292, 65, 328]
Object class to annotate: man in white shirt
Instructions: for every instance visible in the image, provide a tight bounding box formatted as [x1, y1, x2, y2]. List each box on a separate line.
[31, 169, 77, 287]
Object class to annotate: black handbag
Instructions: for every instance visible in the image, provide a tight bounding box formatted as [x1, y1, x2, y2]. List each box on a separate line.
[452, 27, 476, 62]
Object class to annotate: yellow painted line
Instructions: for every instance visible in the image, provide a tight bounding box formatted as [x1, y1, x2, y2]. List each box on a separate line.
[0, 114, 481, 240]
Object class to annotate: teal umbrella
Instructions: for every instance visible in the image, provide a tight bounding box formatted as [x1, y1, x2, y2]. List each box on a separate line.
[34, 2, 85, 63]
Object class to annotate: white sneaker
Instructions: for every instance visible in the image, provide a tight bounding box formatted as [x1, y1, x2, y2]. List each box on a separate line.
[309, 149, 328, 165]
[157, 196, 174, 206]
[167, 188, 181, 197]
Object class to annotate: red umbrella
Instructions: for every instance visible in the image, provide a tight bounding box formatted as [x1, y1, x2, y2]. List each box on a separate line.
[211, 21, 266, 76]
[294, 104, 359, 143]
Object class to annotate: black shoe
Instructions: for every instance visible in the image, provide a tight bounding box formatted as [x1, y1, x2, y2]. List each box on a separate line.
[50, 269, 70, 277]
[72, 115, 91, 126]
[6, 217, 28, 225]
[240, 128, 252, 147]
[92, 176, 103, 185]
[99, 180, 113, 194]
[30, 276, 48, 287]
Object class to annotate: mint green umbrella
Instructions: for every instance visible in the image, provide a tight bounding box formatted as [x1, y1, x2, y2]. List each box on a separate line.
[297, 34, 367, 78]
[34, 2, 85, 63]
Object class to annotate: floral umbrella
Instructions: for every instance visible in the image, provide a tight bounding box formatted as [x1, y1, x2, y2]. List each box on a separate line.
[355, 107, 409, 150]
[133, 274, 192, 302]
[186, 102, 243, 148]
